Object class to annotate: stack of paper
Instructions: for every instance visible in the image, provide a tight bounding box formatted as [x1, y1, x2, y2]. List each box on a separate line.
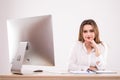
[69, 70, 95, 74]
[95, 70, 117, 74]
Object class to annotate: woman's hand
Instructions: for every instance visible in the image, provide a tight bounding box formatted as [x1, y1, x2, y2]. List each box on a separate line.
[88, 66, 98, 71]
[90, 40, 97, 49]
[90, 40, 100, 57]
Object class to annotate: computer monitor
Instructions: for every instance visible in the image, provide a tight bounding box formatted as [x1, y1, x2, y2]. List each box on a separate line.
[7, 15, 55, 74]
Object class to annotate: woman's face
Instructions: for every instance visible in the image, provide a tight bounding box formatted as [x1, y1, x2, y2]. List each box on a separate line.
[82, 25, 95, 42]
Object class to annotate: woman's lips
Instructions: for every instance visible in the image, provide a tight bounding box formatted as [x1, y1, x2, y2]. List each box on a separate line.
[87, 37, 91, 39]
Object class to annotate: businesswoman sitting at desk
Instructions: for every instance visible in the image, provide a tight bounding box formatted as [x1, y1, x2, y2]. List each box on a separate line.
[68, 19, 107, 72]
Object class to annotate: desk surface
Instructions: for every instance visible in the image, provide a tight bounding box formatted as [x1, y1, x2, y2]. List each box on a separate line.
[0, 71, 120, 80]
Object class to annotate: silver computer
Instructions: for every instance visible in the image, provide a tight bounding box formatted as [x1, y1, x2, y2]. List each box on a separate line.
[7, 15, 55, 74]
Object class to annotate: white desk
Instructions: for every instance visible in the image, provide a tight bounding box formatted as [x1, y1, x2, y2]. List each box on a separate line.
[0, 71, 120, 80]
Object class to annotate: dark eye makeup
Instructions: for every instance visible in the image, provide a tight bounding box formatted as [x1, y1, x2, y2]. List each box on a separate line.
[83, 29, 94, 33]
[90, 29, 94, 32]
[83, 30, 87, 33]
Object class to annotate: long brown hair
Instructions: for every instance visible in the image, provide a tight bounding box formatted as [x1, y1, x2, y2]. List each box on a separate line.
[78, 19, 102, 44]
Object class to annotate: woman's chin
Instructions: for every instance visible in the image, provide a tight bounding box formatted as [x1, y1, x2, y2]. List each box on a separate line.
[85, 40, 91, 42]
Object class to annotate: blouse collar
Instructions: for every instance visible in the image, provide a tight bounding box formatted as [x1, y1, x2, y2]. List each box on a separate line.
[82, 42, 95, 53]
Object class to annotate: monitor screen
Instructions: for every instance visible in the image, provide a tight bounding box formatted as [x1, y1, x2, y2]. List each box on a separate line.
[7, 15, 55, 74]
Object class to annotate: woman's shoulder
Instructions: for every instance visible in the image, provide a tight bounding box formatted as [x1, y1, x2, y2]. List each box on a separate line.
[73, 40, 83, 47]
[98, 41, 108, 50]
[75, 40, 83, 44]
[98, 41, 107, 47]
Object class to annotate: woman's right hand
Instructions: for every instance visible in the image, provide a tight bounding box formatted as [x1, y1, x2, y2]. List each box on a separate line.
[88, 66, 98, 71]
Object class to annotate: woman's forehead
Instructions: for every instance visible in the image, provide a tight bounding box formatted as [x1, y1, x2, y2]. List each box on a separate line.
[83, 25, 93, 30]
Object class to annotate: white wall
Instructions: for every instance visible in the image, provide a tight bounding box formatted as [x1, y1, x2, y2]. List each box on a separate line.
[0, 0, 120, 73]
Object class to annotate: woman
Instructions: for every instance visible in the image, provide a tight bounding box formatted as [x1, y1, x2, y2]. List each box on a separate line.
[68, 19, 107, 72]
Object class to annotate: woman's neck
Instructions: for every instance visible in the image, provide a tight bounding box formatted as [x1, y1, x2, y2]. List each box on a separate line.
[84, 41, 93, 53]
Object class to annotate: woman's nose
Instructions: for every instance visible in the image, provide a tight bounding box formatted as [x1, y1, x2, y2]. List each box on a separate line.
[87, 31, 91, 35]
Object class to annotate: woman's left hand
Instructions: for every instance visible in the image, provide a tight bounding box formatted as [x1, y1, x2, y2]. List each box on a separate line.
[88, 66, 98, 71]
[90, 40, 100, 57]
[90, 40, 97, 49]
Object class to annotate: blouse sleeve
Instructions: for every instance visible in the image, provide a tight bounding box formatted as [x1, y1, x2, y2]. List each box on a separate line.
[68, 41, 89, 71]
[96, 42, 108, 70]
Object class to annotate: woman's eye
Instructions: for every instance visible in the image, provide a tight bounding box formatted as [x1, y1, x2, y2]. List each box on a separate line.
[83, 30, 87, 33]
[83, 30, 94, 33]
[90, 30, 94, 32]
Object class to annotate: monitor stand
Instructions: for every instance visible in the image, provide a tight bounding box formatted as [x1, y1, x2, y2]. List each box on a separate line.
[11, 42, 28, 75]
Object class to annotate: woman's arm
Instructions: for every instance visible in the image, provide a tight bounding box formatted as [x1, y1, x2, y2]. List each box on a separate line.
[68, 41, 90, 71]
[95, 42, 108, 70]
[68, 42, 80, 71]
[90, 40, 101, 57]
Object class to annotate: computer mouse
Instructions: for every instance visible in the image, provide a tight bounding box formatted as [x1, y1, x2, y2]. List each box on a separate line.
[33, 70, 43, 72]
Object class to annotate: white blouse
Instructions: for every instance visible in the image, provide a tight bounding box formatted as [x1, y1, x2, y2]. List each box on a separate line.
[68, 41, 108, 71]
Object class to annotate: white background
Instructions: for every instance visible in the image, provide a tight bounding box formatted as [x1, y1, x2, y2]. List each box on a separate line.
[0, 0, 120, 74]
